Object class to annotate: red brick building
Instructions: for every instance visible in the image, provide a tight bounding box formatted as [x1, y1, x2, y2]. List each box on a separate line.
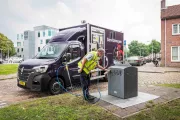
[161, 0, 180, 67]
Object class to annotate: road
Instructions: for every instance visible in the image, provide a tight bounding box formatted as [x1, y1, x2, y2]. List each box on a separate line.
[0, 62, 179, 107]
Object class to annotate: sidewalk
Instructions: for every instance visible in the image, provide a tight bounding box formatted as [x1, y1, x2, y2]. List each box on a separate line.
[137, 63, 180, 73]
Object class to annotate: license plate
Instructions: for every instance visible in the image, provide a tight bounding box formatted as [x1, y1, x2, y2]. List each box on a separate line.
[19, 81, 25, 86]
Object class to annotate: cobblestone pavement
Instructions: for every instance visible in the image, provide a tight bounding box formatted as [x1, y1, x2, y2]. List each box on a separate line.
[138, 72, 180, 86]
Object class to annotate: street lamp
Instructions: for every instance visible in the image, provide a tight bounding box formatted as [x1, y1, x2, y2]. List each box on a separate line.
[147, 40, 153, 60]
[140, 48, 144, 57]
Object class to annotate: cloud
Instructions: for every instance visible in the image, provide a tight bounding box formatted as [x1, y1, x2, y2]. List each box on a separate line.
[0, 0, 180, 47]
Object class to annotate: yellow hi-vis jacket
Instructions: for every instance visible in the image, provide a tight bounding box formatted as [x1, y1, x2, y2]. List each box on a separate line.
[78, 51, 99, 74]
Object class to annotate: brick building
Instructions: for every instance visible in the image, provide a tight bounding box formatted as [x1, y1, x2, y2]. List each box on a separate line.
[161, 0, 180, 67]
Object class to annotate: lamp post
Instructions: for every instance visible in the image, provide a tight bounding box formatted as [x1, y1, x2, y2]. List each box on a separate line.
[140, 48, 144, 57]
[147, 40, 153, 60]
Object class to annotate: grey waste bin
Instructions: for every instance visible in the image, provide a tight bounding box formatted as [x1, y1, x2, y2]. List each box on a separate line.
[108, 65, 138, 99]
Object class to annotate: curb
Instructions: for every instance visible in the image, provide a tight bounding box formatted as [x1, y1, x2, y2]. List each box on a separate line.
[138, 71, 164, 73]
[0, 77, 17, 80]
[138, 71, 180, 73]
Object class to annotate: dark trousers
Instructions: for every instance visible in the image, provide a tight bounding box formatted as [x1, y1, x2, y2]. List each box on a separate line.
[80, 70, 90, 99]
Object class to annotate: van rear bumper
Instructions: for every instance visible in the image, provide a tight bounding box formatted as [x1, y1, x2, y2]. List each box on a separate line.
[17, 73, 51, 92]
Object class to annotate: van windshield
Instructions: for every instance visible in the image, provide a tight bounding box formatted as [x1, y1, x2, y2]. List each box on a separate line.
[35, 43, 67, 59]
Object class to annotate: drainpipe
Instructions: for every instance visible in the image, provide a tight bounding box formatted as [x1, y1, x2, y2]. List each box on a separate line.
[165, 19, 167, 67]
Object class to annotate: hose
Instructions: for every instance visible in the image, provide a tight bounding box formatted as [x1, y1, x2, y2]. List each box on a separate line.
[56, 65, 102, 104]
[56, 65, 81, 97]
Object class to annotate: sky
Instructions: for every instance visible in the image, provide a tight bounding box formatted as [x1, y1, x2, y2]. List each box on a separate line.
[0, 0, 180, 47]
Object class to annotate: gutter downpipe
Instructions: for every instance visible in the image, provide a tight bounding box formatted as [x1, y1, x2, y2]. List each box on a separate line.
[165, 18, 167, 67]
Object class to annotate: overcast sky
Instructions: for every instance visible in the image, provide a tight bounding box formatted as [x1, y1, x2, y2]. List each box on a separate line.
[0, 0, 180, 47]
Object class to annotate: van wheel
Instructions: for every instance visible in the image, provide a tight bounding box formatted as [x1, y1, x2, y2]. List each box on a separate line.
[49, 78, 65, 95]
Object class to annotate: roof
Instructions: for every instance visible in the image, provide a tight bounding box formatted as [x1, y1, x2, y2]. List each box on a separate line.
[161, 4, 180, 20]
[49, 27, 86, 43]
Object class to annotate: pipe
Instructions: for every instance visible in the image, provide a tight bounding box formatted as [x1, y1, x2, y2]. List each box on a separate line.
[165, 19, 166, 67]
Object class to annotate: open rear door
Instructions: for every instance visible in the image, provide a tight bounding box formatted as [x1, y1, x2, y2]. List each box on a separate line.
[89, 26, 106, 67]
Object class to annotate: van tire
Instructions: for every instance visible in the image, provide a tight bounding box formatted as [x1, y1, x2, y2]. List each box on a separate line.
[49, 78, 65, 95]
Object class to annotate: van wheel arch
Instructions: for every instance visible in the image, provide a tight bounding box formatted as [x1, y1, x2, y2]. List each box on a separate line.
[48, 76, 66, 95]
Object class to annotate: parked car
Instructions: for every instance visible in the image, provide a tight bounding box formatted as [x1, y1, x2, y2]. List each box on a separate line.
[140, 56, 146, 65]
[145, 57, 151, 63]
[9, 57, 23, 63]
[127, 56, 143, 66]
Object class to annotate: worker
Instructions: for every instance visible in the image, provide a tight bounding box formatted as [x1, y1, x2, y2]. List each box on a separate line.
[78, 48, 107, 101]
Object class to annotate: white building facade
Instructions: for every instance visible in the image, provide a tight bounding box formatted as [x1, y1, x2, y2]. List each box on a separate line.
[16, 25, 58, 60]
[16, 33, 24, 58]
[34, 25, 58, 55]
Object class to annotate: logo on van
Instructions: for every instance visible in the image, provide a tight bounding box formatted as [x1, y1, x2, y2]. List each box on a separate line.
[107, 38, 122, 43]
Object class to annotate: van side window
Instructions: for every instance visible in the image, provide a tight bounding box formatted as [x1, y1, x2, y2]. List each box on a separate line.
[65, 44, 81, 62]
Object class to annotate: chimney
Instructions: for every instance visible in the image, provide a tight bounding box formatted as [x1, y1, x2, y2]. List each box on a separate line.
[161, 0, 166, 9]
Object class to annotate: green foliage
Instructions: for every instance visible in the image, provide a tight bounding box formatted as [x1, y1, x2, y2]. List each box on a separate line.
[0, 64, 18, 75]
[126, 98, 180, 120]
[0, 33, 16, 58]
[128, 40, 161, 57]
[157, 84, 180, 89]
[148, 40, 161, 54]
[0, 94, 120, 120]
[128, 40, 149, 57]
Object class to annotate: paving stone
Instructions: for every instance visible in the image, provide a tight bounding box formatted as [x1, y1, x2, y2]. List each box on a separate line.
[124, 106, 140, 114]
[113, 109, 128, 118]
[152, 97, 167, 104]
[133, 102, 147, 110]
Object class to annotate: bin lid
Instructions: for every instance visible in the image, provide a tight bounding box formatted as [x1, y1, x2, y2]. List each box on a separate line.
[109, 65, 135, 70]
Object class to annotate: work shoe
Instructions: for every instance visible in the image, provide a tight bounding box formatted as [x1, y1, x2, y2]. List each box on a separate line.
[87, 95, 95, 100]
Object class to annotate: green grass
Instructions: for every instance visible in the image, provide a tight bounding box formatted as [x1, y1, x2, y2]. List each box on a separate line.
[0, 64, 18, 75]
[0, 94, 120, 120]
[125, 98, 180, 120]
[157, 84, 180, 89]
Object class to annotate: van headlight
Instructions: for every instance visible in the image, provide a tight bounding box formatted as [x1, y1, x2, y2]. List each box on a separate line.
[33, 65, 48, 73]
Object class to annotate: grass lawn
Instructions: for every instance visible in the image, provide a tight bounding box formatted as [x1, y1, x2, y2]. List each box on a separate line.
[0, 94, 120, 120]
[0, 64, 18, 75]
[157, 84, 180, 89]
[126, 98, 180, 120]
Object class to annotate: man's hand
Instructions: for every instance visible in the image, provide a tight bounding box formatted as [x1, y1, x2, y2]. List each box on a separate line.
[78, 68, 82, 73]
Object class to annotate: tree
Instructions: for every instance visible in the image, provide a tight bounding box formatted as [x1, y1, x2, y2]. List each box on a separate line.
[0, 33, 16, 58]
[148, 39, 161, 57]
[128, 40, 149, 57]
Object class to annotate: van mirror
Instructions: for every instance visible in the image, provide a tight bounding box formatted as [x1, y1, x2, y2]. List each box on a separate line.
[62, 53, 71, 63]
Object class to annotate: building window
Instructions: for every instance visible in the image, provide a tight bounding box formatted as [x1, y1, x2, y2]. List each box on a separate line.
[48, 30, 51, 36]
[21, 48, 23, 52]
[109, 32, 113, 39]
[38, 47, 40, 52]
[21, 34, 23, 39]
[109, 31, 116, 39]
[43, 31, 45, 37]
[17, 48, 19, 53]
[172, 24, 180, 35]
[17, 34, 19, 40]
[17, 42, 21, 47]
[113, 32, 116, 39]
[171, 46, 180, 61]
[46, 39, 50, 44]
[38, 32, 40, 37]
[40, 40, 43, 44]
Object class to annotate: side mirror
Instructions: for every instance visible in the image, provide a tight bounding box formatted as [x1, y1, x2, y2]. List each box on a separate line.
[62, 55, 66, 62]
